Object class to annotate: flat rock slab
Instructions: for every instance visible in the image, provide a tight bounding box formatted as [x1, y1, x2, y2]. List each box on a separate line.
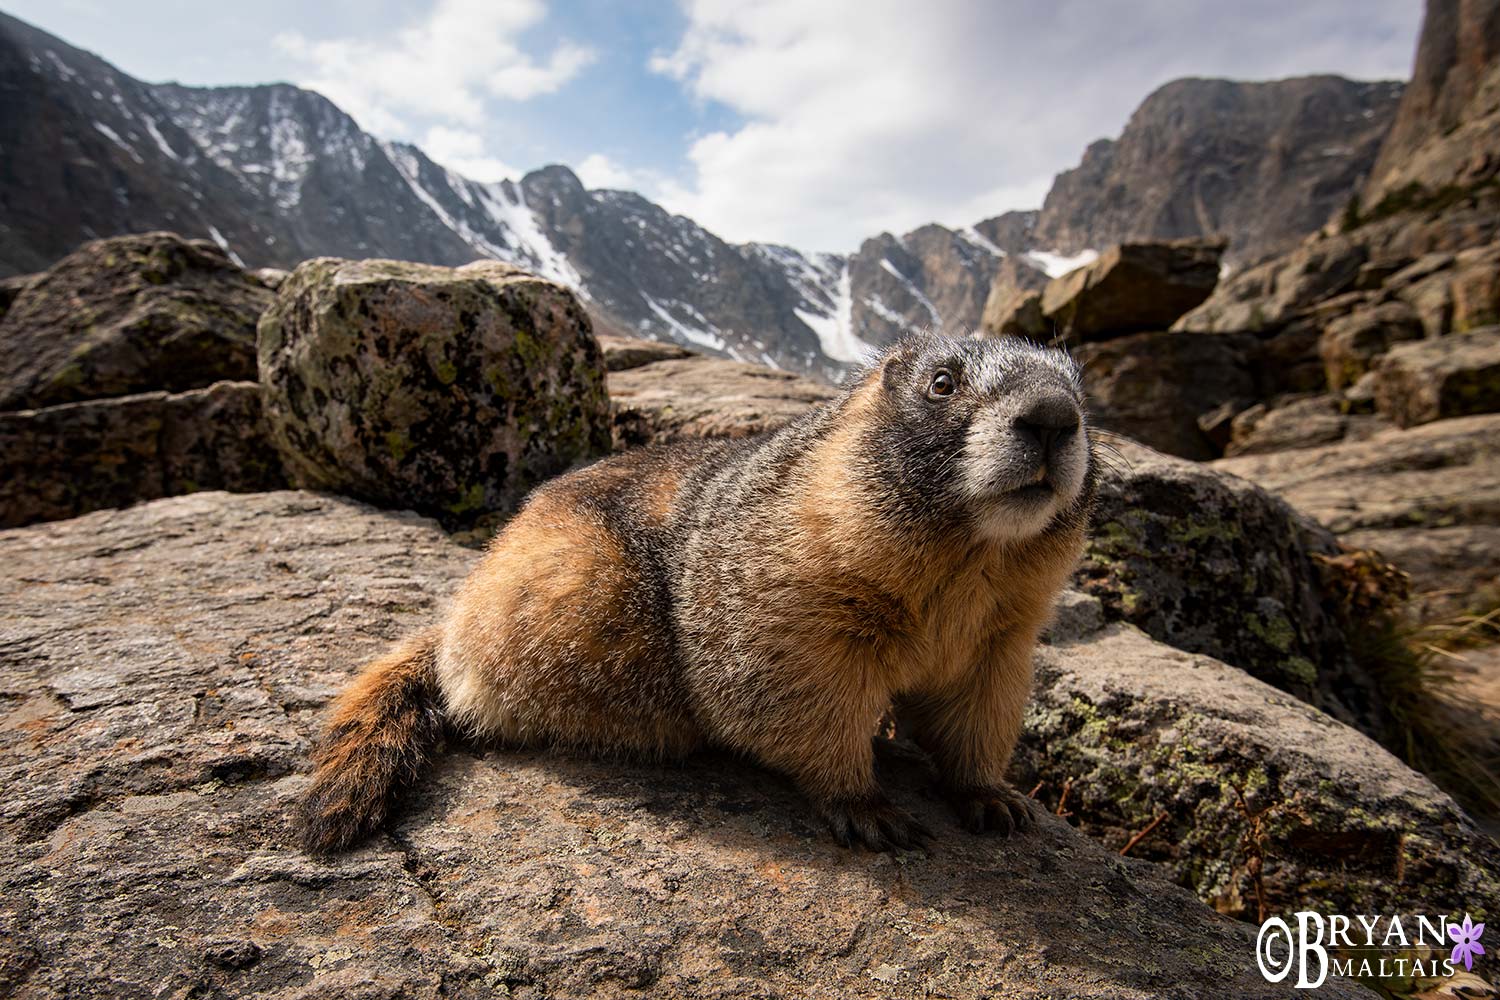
[1038, 239, 1225, 340]
[1214, 413, 1500, 613]
[608, 356, 837, 448]
[0, 491, 1369, 999]
[594, 333, 696, 371]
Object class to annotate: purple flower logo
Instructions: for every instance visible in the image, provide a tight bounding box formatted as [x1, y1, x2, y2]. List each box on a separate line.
[1449, 913, 1486, 971]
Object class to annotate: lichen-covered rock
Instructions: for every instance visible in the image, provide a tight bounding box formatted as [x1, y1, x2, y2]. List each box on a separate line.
[1038, 239, 1224, 340]
[594, 332, 696, 372]
[1071, 330, 1257, 459]
[0, 381, 284, 528]
[1019, 620, 1500, 924]
[0, 492, 1378, 1000]
[1078, 439, 1391, 732]
[257, 258, 612, 529]
[608, 356, 837, 448]
[1214, 413, 1500, 617]
[0, 233, 272, 409]
[1372, 325, 1500, 426]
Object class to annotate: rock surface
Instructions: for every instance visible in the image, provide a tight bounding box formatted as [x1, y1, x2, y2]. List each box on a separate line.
[1022, 618, 1500, 923]
[257, 258, 612, 529]
[1036, 240, 1225, 341]
[594, 333, 696, 372]
[1372, 325, 1500, 427]
[0, 232, 271, 410]
[608, 356, 838, 448]
[1319, 300, 1425, 390]
[0, 381, 283, 529]
[0, 273, 31, 319]
[1173, 232, 1371, 336]
[1079, 440, 1392, 732]
[1072, 330, 1256, 459]
[1215, 413, 1500, 614]
[978, 255, 1051, 337]
[1362, 0, 1500, 206]
[1225, 395, 1391, 457]
[0, 492, 1385, 1000]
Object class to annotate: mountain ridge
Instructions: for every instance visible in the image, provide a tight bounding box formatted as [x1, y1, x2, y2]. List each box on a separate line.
[0, 10, 1407, 375]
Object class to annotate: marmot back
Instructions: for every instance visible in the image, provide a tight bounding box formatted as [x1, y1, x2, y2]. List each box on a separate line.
[300, 333, 1098, 852]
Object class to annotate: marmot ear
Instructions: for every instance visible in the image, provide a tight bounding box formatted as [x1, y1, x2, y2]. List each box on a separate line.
[878, 343, 916, 392]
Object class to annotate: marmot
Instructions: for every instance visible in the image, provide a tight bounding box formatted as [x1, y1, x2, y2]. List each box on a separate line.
[299, 333, 1097, 853]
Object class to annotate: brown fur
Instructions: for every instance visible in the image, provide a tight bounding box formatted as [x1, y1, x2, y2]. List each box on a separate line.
[299, 628, 444, 853]
[299, 334, 1094, 852]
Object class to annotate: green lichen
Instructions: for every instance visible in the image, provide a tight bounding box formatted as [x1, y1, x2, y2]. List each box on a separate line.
[385, 430, 412, 463]
[1247, 612, 1296, 654]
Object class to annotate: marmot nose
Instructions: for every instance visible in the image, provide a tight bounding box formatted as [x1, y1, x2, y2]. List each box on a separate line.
[1013, 393, 1080, 457]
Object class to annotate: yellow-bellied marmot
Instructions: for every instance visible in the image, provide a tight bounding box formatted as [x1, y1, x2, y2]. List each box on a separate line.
[299, 332, 1097, 852]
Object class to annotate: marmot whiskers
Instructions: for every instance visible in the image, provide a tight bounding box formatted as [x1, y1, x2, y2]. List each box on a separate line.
[300, 333, 1097, 852]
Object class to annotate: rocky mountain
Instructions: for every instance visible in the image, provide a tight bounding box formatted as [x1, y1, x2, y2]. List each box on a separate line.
[0, 12, 839, 373]
[0, 10, 1407, 376]
[1030, 76, 1406, 268]
[1362, 0, 1500, 206]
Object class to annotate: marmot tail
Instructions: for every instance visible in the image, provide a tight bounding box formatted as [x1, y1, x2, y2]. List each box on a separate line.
[298, 628, 445, 853]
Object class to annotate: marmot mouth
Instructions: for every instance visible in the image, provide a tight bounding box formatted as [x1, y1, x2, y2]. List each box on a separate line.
[1001, 481, 1054, 503]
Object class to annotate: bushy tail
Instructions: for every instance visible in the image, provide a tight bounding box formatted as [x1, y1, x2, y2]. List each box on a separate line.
[298, 628, 445, 853]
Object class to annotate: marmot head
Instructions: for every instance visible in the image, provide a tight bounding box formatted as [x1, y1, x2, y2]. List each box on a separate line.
[857, 333, 1096, 543]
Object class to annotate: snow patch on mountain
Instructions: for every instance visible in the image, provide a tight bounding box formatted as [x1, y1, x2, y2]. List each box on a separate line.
[140, 115, 179, 162]
[957, 227, 1005, 257]
[92, 122, 143, 164]
[879, 258, 942, 326]
[206, 225, 246, 267]
[796, 264, 872, 365]
[476, 181, 587, 295]
[266, 91, 313, 209]
[1024, 248, 1098, 278]
[641, 293, 728, 353]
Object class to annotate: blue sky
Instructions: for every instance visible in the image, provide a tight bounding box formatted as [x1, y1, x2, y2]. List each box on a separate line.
[5, 1, 1424, 253]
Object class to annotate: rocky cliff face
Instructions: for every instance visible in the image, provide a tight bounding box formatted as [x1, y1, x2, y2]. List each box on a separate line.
[1031, 76, 1405, 267]
[1363, 0, 1500, 205]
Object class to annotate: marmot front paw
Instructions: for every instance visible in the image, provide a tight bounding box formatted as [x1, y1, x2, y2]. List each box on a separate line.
[947, 783, 1038, 836]
[818, 794, 932, 851]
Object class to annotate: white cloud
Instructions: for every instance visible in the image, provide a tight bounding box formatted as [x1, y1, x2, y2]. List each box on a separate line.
[274, 0, 594, 138]
[653, 0, 1422, 252]
[422, 126, 520, 183]
[576, 152, 663, 192]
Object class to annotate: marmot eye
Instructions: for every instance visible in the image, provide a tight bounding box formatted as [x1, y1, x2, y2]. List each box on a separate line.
[928, 370, 956, 399]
